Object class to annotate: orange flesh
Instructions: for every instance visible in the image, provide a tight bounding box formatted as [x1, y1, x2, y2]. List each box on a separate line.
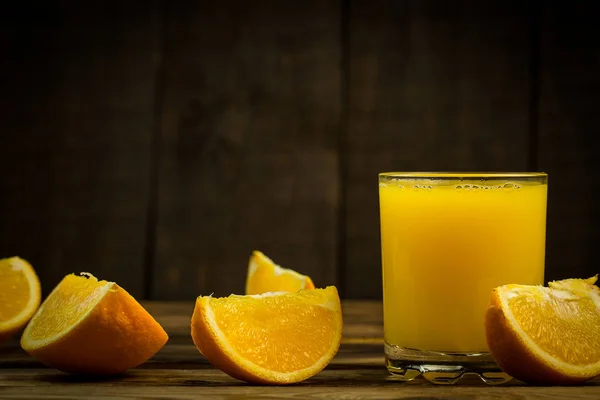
[507, 289, 600, 366]
[210, 293, 337, 373]
[27, 274, 110, 340]
[0, 267, 30, 321]
[247, 265, 312, 294]
[246, 251, 314, 295]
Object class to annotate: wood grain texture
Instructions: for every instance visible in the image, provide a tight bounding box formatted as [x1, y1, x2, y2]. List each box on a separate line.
[344, 0, 534, 298]
[153, 0, 342, 300]
[1, 368, 598, 400]
[0, 1, 159, 297]
[537, 1, 600, 282]
[1, 301, 598, 399]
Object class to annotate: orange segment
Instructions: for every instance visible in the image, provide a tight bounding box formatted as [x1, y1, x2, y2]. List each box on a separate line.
[245, 250, 315, 295]
[191, 286, 342, 384]
[485, 276, 600, 385]
[0, 257, 41, 346]
[21, 273, 168, 375]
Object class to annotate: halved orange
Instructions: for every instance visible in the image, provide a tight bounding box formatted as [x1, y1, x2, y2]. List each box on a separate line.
[191, 286, 343, 384]
[485, 276, 600, 385]
[245, 250, 315, 295]
[0, 257, 41, 346]
[21, 273, 168, 375]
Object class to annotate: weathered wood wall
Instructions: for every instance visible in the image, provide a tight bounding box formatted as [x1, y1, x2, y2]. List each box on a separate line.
[1, 1, 598, 300]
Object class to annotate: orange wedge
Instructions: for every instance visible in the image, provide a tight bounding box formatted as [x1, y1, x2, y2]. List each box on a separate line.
[245, 250, 315, 295]
[0, 257, 41, 346]
[21, 273, 168, 375]
[485, 276, 600, 385]
[191, 286, 343, 384]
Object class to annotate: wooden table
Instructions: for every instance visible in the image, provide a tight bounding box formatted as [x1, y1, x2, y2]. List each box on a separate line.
[1, 301, 598, 399]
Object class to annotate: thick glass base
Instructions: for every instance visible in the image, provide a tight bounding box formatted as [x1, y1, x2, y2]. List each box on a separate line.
[385, 343, 512, 385]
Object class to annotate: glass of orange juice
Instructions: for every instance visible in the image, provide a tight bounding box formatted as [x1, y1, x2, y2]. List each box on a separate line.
[379, 172, 548, 384]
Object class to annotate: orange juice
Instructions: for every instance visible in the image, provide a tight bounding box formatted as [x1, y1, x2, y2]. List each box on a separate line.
[379, 173, 547, 353]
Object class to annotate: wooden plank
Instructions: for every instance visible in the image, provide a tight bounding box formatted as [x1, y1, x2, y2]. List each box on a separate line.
[1, 368, 598, 400]
[153, 1, 342, 300]
[537, 1, 600, 282]
[0, 2, 159, 297]
[1, 302, 599, 399]
[345, 1, 533, 298]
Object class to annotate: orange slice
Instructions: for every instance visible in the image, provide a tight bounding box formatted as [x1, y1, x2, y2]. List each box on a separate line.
[0, 257, 41, 346]
[21, 273, 168, 375]
[485, 276, 600, 385]
[245, 250, 315, 295]
[191, 286, 343, 384]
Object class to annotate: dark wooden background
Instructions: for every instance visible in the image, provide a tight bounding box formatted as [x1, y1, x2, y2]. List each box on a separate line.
[1, 1, 598, 300]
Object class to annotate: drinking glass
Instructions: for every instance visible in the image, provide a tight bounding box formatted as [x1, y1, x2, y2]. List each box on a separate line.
[379, 172, 548, 384]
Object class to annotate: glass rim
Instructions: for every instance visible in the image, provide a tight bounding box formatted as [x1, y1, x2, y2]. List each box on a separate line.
[379, 172, 547, 179]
